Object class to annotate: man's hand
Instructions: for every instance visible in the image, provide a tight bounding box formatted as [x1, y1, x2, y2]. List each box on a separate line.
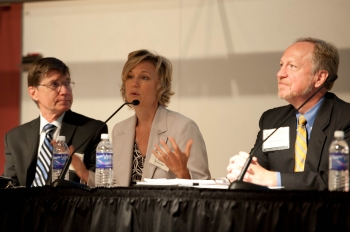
[71, 153, 89, 183]
[51, 141, 89, 183]
[227, 151, 277, 187]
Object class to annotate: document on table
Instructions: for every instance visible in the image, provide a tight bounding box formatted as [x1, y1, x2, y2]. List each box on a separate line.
[136, 178, 230, 189]
[136, 178, 284, 190]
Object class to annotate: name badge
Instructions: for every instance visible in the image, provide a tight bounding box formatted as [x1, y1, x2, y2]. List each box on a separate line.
[262, 127, 289, 152]
[149, 154, 169, 171]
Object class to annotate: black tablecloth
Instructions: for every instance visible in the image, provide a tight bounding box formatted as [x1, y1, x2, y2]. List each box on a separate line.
[0, 186, 349, 232]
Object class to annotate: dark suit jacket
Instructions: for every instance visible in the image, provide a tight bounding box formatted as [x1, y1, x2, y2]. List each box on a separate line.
[4, 110, 108, 187]
[251, 92, 350, 190]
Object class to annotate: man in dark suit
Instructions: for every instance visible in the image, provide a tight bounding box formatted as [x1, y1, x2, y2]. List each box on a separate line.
[3, 57, 108, 187]
[227, 37, 350, 190]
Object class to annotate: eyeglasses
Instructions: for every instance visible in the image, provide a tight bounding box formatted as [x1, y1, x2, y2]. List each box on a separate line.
[38, 80, 75, 91]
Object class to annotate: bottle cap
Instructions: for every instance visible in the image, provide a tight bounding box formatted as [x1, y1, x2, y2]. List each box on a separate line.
[57, 135, 66, 141]
[334, 131, 344, 138]
[101, 133, 109, 139]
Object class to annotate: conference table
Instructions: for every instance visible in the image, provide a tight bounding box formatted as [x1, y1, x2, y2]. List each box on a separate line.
[0, 185, 349, 232]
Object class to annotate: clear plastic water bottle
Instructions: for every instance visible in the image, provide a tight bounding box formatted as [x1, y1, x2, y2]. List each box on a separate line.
[95, 134, 113, 187]
[328, 131, 349, 192]
[52, 135, 69, 182]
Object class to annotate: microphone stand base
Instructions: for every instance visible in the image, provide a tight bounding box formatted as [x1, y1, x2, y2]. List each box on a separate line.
[51, 179, 90, 190]
[229, 180, 269, 190]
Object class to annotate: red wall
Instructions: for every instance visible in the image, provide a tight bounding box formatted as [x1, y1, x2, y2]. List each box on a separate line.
[0, 4, 22, 174]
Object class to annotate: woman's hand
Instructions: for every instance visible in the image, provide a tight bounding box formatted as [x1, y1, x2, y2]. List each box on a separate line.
[50, 141, 89, 183]
[152, 136, 192, 179]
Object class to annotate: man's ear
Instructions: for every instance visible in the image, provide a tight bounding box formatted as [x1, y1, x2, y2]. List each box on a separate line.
[314, 70, 328, 88]
[28, 86, 39, 101]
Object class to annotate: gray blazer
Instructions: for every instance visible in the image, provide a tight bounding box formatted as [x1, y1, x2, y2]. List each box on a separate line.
[111, 105, 211, 186]
[252, 92, 350, 190]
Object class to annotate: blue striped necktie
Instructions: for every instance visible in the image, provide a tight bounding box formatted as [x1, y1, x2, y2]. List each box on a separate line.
[33, 124, 57, 187]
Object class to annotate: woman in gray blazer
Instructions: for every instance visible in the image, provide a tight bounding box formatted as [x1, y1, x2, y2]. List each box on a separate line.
[112, 49, 211, 186]
[73, 49, 211, 187]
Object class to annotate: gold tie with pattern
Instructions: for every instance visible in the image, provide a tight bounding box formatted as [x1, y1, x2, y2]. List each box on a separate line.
[294, 115, 307, 172]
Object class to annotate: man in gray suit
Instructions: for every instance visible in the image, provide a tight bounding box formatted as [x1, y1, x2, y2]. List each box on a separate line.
[3, 57, 107, 187]
[227, 37, 350, 190]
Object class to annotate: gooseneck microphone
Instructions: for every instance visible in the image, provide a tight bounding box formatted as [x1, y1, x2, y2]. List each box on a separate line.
[229, 74, 338, 190]
[52, 100, 140, 188]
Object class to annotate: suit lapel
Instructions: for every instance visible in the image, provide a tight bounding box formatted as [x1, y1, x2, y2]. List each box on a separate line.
[284, 115, 297, 171]
[269, 108, 296, 172]
[306, 94, 333, 170]
[115, 115, 137, 186]
[25, 118, 40, 186]
[60, 110, 76, 145]
[265, 105, 296, 171]
[142, 106, 171, 179]
[27, 118, 40, 161]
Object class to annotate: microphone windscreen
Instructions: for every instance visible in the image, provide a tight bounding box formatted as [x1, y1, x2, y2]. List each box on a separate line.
[132, 100, 140, 106]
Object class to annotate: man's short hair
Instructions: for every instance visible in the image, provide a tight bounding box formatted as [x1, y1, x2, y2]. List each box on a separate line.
[295, 37, 339, 90]
[28, 57, 70, 87]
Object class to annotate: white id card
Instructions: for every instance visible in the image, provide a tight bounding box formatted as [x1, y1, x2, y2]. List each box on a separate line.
[149, 154, 169, 171]
[262, 127, 290, 152]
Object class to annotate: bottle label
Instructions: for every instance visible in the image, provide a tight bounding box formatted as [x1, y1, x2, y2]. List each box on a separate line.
[53, 153, 69, 169]
[329, 152, 349, 171]
[96, 152, 113, 168]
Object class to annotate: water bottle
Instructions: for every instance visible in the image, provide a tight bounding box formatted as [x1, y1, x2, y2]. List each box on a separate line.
[328, 131, 349, 192]
[52, 136, 69, 182]
[95, 134, 113, 187]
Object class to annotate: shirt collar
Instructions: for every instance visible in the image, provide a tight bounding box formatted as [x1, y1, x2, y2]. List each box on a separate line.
[296, 96, 325, 127]
[39, 112, 65, 133]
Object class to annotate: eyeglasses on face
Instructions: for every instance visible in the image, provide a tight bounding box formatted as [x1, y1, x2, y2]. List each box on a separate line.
[38, 80, 75, 91]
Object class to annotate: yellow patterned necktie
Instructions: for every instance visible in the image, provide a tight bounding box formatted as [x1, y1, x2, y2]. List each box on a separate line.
[294, 115, 307, 172]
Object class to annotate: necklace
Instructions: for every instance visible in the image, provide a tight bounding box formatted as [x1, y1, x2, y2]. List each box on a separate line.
[136, 126, 151, 144]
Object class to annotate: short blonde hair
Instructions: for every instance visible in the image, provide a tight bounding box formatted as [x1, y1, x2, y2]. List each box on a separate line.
[120, 49, 174, 107]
